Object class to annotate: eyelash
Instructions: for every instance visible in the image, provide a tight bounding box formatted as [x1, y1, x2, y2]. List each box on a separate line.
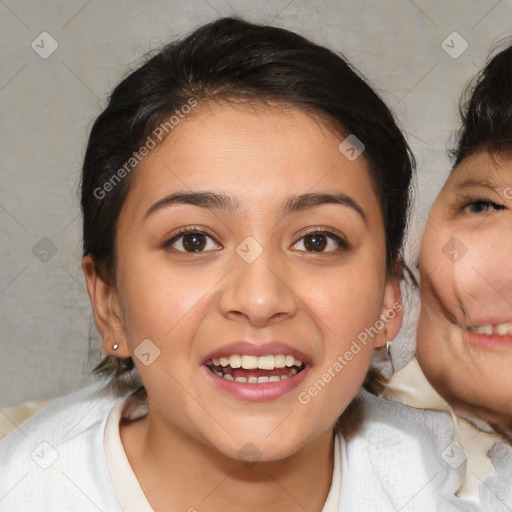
[163, 226, 349, 254]
[461, 198, 505, 214]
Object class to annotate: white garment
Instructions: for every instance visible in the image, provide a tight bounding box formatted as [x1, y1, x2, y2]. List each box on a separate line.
[0, 378, 472, 511]
[103, 395, 153, 512]
[380, 356, 512, 510]
[0, 380, 123, 511]
[0, 399, 54, 440]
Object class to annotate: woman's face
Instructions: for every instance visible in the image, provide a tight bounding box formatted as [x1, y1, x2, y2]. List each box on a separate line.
[417, 151, 512, 424]
[87, 102, 402, 461]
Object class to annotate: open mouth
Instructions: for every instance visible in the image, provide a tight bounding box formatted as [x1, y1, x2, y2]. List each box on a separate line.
[205, 354, 305, 383]
[461, 322, 512, 349]
[462, 322, 512, 336]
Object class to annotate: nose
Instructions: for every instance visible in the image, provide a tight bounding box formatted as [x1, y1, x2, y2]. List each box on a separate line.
[217, 244, 298, 327]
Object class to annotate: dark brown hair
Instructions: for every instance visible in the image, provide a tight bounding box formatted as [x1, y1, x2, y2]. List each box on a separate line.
[452, 40, 512, 166]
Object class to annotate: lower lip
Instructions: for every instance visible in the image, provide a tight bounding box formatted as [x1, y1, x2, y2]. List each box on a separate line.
[201, 365, 310, 402]
[465, 331, 512, 349]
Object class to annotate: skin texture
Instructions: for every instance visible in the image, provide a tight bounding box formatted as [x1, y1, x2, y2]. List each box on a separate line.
[417, 151, 512, 430]
[82, 102, 402, 511]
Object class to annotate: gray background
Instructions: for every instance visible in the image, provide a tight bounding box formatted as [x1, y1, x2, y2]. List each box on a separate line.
[1, 0, 510, 407]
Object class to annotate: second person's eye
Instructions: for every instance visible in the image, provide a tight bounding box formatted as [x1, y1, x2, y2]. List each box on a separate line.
[463, 200, 505, 214]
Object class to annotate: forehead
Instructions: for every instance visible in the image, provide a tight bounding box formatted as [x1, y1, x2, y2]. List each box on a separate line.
[123, 102, 379, 217]
[447, 152, 512, 187]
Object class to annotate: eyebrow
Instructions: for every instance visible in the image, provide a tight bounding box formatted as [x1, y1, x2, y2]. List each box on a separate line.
[143, 190, 367, 223]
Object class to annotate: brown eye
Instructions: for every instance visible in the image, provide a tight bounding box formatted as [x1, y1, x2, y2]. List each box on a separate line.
[181, 233, 207, 252]
[304, 233, 327, 252]
[165, 229, 220, 253]
[292, 230, 348, 253]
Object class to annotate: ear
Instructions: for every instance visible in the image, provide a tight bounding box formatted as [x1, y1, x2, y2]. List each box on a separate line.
[374, 270, 403, 349]
[82, 254, 130, 358]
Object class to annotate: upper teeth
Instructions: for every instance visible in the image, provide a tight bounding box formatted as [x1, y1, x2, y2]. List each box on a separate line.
[208, 354, 303, 370]
[466, 323, 512, 336]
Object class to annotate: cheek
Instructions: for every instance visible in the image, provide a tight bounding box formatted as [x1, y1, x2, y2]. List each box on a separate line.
[116, 252, 210, 345]
[461, 237, 512, 286]
[418, 227, 462, 356]
[434, 237, 512, 315]
[420, 226, 479, 315]
[306, 264, 385, 360]
[421, 215, 512, 304]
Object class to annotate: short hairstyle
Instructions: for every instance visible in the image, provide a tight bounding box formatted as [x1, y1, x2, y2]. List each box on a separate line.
[80, 17, 415, 388]
[452, 40, 512, 167]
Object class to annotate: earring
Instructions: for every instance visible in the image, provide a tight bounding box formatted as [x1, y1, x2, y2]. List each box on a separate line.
[386, 340, 391, 354]
[112, 343, 119, 351]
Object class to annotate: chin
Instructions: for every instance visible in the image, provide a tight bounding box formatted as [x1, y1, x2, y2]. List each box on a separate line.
[209, 426, 315, 465]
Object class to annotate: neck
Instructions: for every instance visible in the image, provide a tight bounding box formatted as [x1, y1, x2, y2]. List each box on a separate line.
[120, 409, 335, 511]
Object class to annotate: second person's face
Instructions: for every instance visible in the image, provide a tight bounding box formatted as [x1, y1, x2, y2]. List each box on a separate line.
[417, 151, 512, 424]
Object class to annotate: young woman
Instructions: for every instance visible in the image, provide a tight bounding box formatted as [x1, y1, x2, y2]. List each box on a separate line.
[0, 17, 462, 511]
[381, 42, 512, 510]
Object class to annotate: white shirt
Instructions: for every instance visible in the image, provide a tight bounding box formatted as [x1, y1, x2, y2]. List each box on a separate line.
[0, 378, 471, 511]
[380, 357, 509, 504]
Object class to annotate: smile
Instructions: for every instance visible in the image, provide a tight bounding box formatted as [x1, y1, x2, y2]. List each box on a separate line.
[462, 322, 512, 336]
[461, 322, 512, 350]
[206, 354, 305, 383]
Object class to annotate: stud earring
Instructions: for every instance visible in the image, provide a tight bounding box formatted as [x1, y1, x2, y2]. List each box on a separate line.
[112, 343, 119, 351]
